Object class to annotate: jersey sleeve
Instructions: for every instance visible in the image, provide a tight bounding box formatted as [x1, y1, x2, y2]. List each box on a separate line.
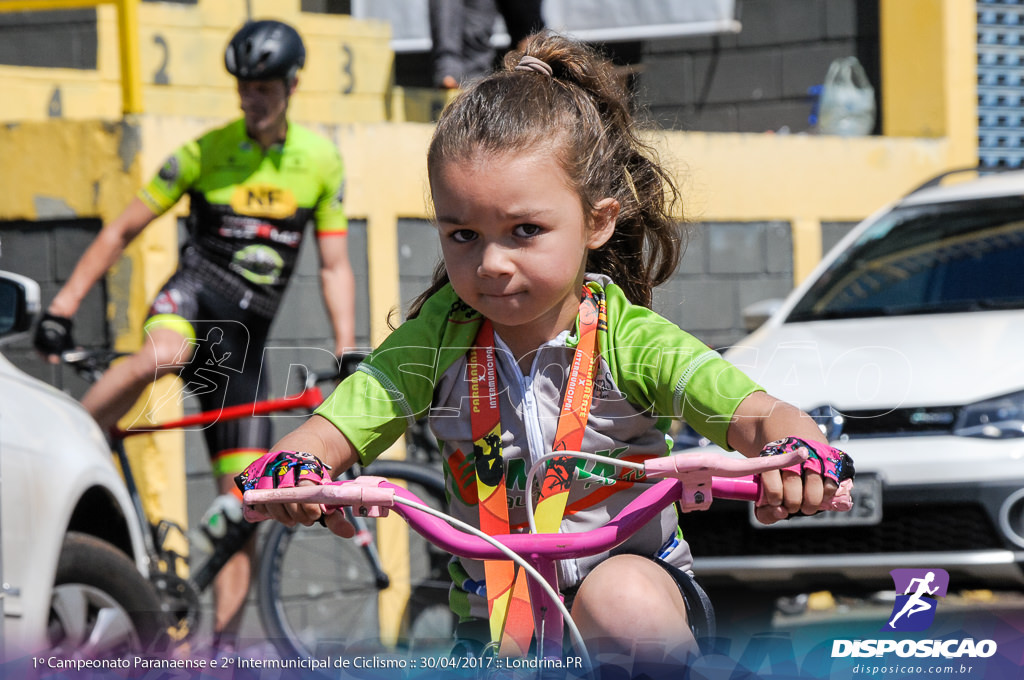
[599, 281, 763, 451]
[136, 140, 201, 215]
[313, 145, 348, 237]
[315, 285, 480, 463]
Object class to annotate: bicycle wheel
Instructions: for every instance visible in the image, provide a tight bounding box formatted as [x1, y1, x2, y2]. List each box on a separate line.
[257, 460, 455, 659]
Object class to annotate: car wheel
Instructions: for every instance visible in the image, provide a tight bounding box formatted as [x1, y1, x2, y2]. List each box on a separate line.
[47, 532, 168, 657]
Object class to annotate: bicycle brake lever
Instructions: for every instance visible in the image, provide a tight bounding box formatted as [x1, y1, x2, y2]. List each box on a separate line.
[323, 476, 393, 518]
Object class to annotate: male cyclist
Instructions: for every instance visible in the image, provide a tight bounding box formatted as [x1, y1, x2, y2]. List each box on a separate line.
[34, 19, 356, 651]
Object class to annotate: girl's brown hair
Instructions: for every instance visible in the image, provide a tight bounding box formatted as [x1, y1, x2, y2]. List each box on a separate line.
[407, 31, 684, 319]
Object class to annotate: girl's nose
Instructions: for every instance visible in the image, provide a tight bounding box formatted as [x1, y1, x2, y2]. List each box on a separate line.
[477, 242, 514, 277]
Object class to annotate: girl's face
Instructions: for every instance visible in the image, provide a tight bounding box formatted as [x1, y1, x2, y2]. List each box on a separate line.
[431, 149, 617, 356]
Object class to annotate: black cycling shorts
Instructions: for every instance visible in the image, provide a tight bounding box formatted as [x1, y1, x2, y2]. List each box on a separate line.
[145, 267, 274, 474]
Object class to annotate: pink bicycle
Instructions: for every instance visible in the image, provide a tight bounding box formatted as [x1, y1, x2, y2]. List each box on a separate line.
[244, 447, 853, 672]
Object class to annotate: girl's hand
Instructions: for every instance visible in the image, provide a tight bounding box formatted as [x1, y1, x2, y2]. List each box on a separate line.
[753, 437, 853, 525]
[247, 487, 356, 539]
[754, 467, 838, 525]
[235, 449, 355, 537]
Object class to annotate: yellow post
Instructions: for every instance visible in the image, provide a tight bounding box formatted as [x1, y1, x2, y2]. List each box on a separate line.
[880, 0, 977, 166]
[791, 217, 823, 287]
[366, 208, 412, 648]
[345, 120, 435, 646]
[114, 0, 142, 114]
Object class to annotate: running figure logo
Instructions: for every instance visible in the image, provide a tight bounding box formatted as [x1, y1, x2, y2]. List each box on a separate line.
[883, 568, 950, 632]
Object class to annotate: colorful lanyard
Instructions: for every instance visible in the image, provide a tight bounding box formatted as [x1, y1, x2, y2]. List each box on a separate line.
[467, 286, 605, 655]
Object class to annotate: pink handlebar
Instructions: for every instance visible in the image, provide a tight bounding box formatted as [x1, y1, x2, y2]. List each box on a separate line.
[241, 475, 394, 522]
[643, 449, 853, 513]
[242, 450, 852, 561]
[643, 449, 807, 510]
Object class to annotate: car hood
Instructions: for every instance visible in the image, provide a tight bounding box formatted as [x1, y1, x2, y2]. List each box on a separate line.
[723, 310, 1024, 412]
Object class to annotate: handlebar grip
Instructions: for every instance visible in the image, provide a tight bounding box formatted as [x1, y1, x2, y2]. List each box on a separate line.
[242, 478, 396, 522]
[709, 477, 762, 503]
[710, 474, 855, 511]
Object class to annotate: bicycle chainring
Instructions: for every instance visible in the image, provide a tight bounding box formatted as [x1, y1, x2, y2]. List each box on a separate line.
[149, 569, 201, 642]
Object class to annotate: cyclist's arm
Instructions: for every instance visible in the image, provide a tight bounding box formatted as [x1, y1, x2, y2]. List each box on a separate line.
[316, 235, 357, 355]
[47, 197, 158, 319]
[727, 391, 837, 524]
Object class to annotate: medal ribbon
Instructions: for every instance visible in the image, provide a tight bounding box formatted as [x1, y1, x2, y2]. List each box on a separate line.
[468, 286, 604, 655]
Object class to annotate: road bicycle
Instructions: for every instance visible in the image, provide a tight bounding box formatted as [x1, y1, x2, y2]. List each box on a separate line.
[246, 446, 854, 675]
[61, 349, 453, 655]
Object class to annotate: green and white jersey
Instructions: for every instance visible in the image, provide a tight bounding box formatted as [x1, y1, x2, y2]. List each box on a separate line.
[138, 118, 346, 317]
[317, 275, 762, 620]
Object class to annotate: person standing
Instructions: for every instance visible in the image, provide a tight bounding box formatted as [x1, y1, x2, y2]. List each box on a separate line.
[429, 0, 545, 89]
[34, 19, 357, 651]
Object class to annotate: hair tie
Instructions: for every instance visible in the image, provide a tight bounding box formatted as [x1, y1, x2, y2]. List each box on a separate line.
[515, 55, 553, 77]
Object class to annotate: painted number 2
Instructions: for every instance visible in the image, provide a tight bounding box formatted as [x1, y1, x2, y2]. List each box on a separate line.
[153, 34, 170, 85]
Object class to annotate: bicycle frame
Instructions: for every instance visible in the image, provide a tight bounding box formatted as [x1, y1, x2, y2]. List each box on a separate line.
[60, 350, 393, 632]
[244, 449, 850, 664]
[109, 369, 339, 589]
[111, 382, 325, 439]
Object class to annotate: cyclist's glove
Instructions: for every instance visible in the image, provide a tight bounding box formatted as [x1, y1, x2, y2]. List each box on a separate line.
[235, 450, 333, 494]
[759, 437, 855, 484]
[34, 312, 75, 356]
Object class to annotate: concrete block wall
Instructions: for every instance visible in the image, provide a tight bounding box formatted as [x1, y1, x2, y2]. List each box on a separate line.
[655, 221, 792, 348]
[0, 8, 97, 70]
[0, 220, 107, 395]
[637, 0, 880, 134]
[397, 219, 443, 317]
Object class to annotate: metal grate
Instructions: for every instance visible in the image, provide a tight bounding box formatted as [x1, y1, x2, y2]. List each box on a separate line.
[978, 0, 1024, 168]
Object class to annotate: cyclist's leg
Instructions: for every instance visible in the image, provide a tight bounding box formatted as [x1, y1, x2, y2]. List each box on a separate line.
[191, 312, 273, 649]
[570, 553, 697, 669]
[81, 279, 199, 433]
[209, 469, 259, 646]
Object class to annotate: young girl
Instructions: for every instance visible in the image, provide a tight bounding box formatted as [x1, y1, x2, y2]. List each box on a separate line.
[240, 31, 850, 669]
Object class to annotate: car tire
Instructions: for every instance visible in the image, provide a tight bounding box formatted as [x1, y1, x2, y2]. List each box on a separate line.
[48, 532, 168, 657]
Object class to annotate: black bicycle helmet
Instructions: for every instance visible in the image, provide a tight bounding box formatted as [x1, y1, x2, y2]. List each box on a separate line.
[225, 19, 305, 81]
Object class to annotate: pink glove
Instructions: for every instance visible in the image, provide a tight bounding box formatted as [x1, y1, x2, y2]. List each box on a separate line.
[234, 450, 332, 493]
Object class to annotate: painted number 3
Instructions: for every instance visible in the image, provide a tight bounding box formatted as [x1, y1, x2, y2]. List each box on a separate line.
[340, 43, 355, 94]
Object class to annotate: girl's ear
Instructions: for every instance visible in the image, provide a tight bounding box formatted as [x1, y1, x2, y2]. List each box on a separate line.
[587, 198, 620, 249]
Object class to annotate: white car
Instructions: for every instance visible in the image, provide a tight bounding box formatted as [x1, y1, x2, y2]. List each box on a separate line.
[0, 270, 165, 659]
[678, 169, 1024, 611]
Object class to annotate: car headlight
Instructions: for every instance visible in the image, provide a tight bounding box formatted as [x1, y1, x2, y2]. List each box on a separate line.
[953, 389, 1024, 439]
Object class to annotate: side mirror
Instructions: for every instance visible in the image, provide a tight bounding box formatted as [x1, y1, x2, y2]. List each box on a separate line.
[0, 270, 42, 342]
[741, 298, 784, 333]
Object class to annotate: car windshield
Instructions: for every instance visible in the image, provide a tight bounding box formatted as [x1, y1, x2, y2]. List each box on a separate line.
[787, 195, 1024, 322]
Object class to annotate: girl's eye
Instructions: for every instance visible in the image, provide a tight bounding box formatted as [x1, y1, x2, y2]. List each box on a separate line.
[514, 224, 542, 238]
[450, 229, 477, 244]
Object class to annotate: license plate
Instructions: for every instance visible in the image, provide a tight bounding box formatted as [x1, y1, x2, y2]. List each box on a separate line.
[748, 473, 883, 529]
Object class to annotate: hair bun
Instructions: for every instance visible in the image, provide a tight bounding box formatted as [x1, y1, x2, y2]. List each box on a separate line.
[514, 55, 553, 77]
